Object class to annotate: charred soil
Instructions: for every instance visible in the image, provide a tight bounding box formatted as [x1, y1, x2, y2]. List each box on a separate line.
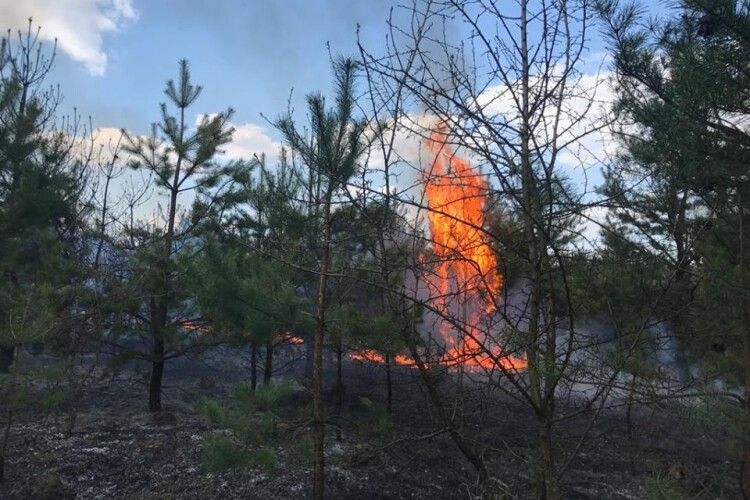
[0, 349, 738, 499]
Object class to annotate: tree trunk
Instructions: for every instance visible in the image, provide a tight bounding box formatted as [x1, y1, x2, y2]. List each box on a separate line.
[304, 331, 314, 381]
[536, 417, 561, 500]
[0, 346, 14, 374]
[743, 297, 750, 499]
[251, 341, 258, 391]
[518, 1, 560, 496]
[312, 192, 333, 500]
[0, 412, 10, 483]
[335, 340, 344, 441]
[626, 372, 637, 475]
[264, 340, 273, 385]
[147, 102, 183, 412]
[739, 193, 750, 499]
[626, 372, 636, 440]
[148, 338, 165, 412]
[385, 353, 393, 414]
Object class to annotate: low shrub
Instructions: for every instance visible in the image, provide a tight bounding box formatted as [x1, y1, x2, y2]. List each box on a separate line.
[197, 396, 227, 426]
[249, 446, 277, 471]
[202, 434, 252, 472]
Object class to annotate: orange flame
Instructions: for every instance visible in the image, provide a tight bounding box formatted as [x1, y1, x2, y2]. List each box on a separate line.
[346, 124, 525, 373]
[277, 332, 305, 345]
[349, 350, 414, 366]
[181, 320, 208, 334]
[423, 124, 526, 372]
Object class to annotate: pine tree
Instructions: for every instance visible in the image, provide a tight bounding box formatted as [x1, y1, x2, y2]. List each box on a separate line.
[274, 58, 368, 500]
[0, 20, 91, 481]
[598, 0, 750, 493]
[122, 59, 235, 412]
[188, 238, 305, 390]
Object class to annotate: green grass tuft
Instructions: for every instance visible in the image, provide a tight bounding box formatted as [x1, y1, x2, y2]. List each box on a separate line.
[643, 473, 684, 500]
[202, 434, 252, 472]
[196, 396, 226, 426]
[249, 446, 277, 470]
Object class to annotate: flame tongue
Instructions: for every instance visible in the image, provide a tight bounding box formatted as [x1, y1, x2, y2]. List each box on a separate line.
[350, 350, 414, 366]
[423, 126, 502, 313]
[423, 125, 525, 371]
[348, 124, 525, 372]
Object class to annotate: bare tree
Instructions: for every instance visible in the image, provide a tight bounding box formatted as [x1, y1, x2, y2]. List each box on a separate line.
[355, 1, 654, 497]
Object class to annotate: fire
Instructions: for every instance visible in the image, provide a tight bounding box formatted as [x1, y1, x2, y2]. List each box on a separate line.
[422, 124, 526, 372]
[349, 350, 414, 366]
[277, 332, 304, 345]
[181, 320, 208, 334]
[347, 124, 525, 373]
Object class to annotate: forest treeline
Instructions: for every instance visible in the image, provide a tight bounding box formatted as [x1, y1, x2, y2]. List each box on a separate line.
[0, 1, 749, 498]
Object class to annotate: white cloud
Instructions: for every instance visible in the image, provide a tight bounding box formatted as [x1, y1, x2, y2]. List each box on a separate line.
[90, 126, 126, 153]
[578, 205, 610, 248]
[0, 0, 138, 76]
[222, 121, 283, 165]
[474, 69, 617, 171]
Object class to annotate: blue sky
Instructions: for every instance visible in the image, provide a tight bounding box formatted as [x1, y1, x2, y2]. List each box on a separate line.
[0, 0, 674, 232]
[0, 0, 675, 239]
[0, 0, 671, 149]
[1, 0, 401, 135]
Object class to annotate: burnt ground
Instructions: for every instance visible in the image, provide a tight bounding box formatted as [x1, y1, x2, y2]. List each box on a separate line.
[0, 345, 740, 499]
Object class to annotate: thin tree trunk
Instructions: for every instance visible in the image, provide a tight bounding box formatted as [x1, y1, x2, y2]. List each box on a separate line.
[94, 173, 112, 268]
[385, 353, 393, 414]
[251, 341, 258, 391]
[671, 195, 692, 383]
[312, 192, 333, 500]
[537, 416, 561, 500]
[304, 331, 314, 381]
[743, 299, 750, 499]
[335, 339, 344, 441]
[263, 340, 273, 385]
[0, 347, 14, 374]
[626, 373, 636, 440]
[148, 338, 165, 412]
[626, 373, 637, 475]
[147, 102, 184, 412]
[739, 192, 750, 499]
[518, 1, 560, 496]
[0, 405, 12, 483]
[1, 269, 19, 376]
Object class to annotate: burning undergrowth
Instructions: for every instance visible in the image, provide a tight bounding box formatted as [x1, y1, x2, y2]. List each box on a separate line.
[350, 123, 526, 373]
